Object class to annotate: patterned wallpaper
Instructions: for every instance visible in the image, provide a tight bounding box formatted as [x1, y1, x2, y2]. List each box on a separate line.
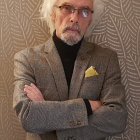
[0, 0, 140, 140]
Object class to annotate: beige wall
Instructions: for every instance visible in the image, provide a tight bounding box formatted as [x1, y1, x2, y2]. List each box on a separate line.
[0, 0, 140, 140]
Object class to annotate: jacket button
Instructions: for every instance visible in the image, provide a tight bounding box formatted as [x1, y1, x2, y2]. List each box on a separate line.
[69, 121, 75, 126]
[76, 121, 81, 125]
[69, 121, 81, 126]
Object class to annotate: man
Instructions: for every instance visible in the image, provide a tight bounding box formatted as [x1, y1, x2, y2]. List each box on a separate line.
[13, 0, 127, 140]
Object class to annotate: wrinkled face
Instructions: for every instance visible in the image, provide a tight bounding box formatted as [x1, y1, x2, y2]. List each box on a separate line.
[52, 0, 93, 45]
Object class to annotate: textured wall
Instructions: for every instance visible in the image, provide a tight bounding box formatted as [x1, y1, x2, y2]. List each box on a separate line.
[0, 0, 140, 140]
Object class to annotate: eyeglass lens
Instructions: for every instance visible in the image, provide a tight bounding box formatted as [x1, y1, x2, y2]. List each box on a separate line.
[58, 5, 93, 18]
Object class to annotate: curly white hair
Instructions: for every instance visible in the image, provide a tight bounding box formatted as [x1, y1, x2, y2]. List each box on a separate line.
[40, 0, 107, 38]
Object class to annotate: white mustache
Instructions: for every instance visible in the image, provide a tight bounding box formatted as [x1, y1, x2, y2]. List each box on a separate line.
[63, 25, 81, 34]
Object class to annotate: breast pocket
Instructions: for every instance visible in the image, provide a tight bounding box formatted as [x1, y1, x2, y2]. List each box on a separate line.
[79, 74, 105, 100]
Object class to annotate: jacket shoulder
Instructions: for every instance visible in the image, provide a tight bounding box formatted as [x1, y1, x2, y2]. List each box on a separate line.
[14, 39, 52, 58]
[87, 41, 117, 57]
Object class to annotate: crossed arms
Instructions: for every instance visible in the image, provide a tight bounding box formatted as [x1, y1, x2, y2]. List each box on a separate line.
[24, 83, 101, 111]
[13, 48, 127, 138]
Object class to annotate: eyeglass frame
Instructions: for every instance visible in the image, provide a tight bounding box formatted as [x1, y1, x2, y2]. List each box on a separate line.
[54, 4, 94, 18]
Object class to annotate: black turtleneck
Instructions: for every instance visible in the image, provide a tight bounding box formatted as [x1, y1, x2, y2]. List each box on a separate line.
[53, 32, 82, 88]
[53, 32, 92, 116]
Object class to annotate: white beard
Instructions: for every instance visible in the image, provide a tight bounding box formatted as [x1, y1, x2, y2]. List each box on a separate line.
[60, 30, 83, 46]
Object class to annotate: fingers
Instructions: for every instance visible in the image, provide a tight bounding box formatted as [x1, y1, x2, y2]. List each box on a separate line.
[30, 83, 41, 94]
[24, 85, 35, 100]
[24, 85, 33, 95]
[24, 83, 45, 101]
[89, 100, 102, 111]
[24, 84, 36, 95]
[24, 83, 41, 95]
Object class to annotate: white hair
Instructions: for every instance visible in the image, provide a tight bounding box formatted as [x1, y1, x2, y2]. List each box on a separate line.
[40, 0, 108, 38]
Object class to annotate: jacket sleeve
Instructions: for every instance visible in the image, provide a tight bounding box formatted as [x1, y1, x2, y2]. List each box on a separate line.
[57, 51, 127, 140]
[89, 52, 127, 139]
[13, 50, 88, 134]
[88, 51, 127, 136]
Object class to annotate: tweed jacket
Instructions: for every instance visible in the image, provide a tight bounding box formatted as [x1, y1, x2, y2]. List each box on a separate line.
[13, 38, 127, 140]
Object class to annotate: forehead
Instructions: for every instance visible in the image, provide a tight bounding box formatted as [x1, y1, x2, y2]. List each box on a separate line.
[56, 0, 93, 8]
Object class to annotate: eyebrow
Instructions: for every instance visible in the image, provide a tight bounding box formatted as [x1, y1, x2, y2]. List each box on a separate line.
[60, 2, 92, 10]
[60, 2, 72, 6]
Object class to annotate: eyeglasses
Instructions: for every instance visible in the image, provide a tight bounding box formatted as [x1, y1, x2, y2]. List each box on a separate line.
[55, 4, 94, 18]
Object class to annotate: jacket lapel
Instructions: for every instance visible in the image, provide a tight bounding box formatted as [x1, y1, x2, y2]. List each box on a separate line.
[44, 38, 68, 101]
[69, 40, 95, 99]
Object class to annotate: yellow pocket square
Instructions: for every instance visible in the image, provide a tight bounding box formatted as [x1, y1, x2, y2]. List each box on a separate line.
[85, 66, 98, 78]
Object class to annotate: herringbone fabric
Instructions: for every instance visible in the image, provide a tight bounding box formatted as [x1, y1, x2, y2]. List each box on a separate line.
[0, 0, 140, 140]
[13, 39, 127, 140]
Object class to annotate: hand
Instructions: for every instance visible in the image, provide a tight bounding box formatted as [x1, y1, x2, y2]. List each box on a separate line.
[24, 83, 45, 101]
[89, 100, 102, 111]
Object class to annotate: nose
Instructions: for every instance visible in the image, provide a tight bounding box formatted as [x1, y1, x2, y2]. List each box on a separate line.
[70, 11, 79, 24]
